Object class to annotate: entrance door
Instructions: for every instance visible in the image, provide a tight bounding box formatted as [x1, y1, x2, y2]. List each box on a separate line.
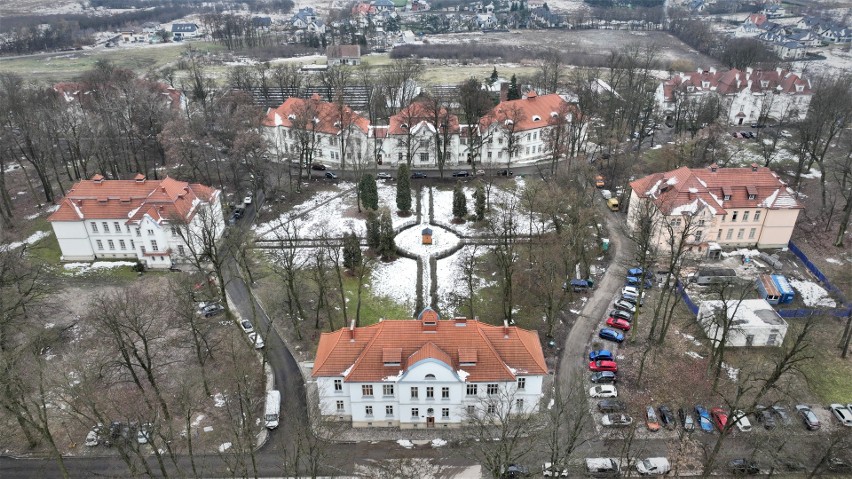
[426, 417, 435, 428]
[745, 335, 754, 346]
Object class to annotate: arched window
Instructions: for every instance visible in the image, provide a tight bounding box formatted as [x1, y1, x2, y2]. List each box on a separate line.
[425, 374, 436, 380]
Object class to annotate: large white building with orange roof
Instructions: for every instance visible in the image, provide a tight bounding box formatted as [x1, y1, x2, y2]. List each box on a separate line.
[312, 308, 547, 428]
[48, 174, 223, 269]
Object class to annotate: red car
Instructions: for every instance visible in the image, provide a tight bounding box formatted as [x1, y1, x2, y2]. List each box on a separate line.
[710, 407, 729, 432]
[589, 360, 618, 372]
[606, 317, 632, 331]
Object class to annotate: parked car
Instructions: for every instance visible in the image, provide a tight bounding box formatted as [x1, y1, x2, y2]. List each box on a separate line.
[733, 410, 752, 432]
[621, 294, 644, 306]
[636, 457, 671, 476]
[751, 123, 767, 128]
[625, 277, 653, 289]
[104, 421, 122, 447]
[85, 424, 102, 447]
[609, 309, 632, 321]
[710, 407, 729, 432]
[248, 332, 265, 349]
[678, 408, 695, 432]
[595, 175, 605, 188]
[589, 350, 613, 361]
[541, 463, 569, 477]
[589, 360, 618, 372]
[729, 458, 760, 475]
[200, 303, 224, 318]
[598, 328, 625, 343]
[658, 405, 675, 429]
[756, 406, 776, 429]
[311, 163, 327, 171]
[239, 320, 254, 334]
[137, 423, 152, 445]
[645, 406, 661, 432]
[590, 371, 617, 384]
[376, 172, 392, 180]
[452, 170, 471, 177]
[626, 267, 647, 277]
[498, 169, 514, 176]
[585, 457, 619, 477]
[829, 404, 852, 427]
[601, 413, 633, 427]
[325, 171, 338, 179]
[795, 404, 820, 430]
[613, 300, 636, 313]
[597, 399, 626, 413]
[605, 317, 631, 331]
[501, 463, 530, 478]
[772, 405, 792, 426]
[410, 172, 427, 179]
[590, 385, 618, 398]
[695, 406, 714, 432]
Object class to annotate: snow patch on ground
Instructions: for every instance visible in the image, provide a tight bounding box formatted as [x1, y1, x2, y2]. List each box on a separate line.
[0, 230, 51, 252]
[218, 442, 232, 452]
[685, 351, 704, 360]
[721, 362, 739, 381]
[788, 279, 836, 307]
[191, 414, 205, 427]
[370, 258, 418, 309]
[431, 438, 447, 447]
[63, 261, 137, 275]
[436, 245, 491, 314]
[721, 248, 762, 259]
[396, 439, 414, 449]
[213, 393, 226, 408]
[825, 258, 842, 265]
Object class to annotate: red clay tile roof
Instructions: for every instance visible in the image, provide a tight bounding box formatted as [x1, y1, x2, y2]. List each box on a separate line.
[629, 165, 802, 216]
[660, 68, 812, 102]
[387, 100, 461, 136]
[313, 312, 547, 382]
[479, 92, 579, 133]
[262, 96, 369, 135]
[326, 44, 361, 58]
[48, 175, 219, 224]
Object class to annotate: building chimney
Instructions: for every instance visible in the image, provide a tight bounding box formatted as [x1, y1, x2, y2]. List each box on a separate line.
[709, 163, 718, 173]
[500, 82, 509, 102]
[349, 319, 356, 342]
[134, 173, 146, 183]
[161, 186, 167, 193]
[751, 163, 758, 172]
[91, 174, 105, 184]
[503, 319, 509, 338]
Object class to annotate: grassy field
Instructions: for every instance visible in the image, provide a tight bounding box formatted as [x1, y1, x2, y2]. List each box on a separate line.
[0, 43, 223, 84]
[342, 272, 413, 326]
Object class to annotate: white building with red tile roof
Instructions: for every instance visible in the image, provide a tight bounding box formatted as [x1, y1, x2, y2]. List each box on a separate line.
[48, 175, 223, 269]
[380, 99, 462, 168]
[656, 67, 812, 126]
[313, 308, 547, 428]
[628, 164, 802, 253]
[263, 94, 371, 169]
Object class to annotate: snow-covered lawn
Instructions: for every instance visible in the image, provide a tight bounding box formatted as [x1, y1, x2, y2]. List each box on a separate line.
[788, 279, 837, 308]
[0, 230, 51, 252]
[62, 261, 137, 275]
[436, 246, 493, 314]
[370, 257, 418, 309]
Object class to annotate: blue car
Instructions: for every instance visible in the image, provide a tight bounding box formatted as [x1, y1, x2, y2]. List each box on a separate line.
[695, 405, 714, 432]
[599, 328, 625, 343]
[625, 277, 654, 289]
[589, 350, 614, 361]
[627, 267, 645, 277]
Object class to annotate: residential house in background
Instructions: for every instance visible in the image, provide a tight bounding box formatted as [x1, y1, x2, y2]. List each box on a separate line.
[48, 175, 223, 269]
[171, 23, 201, 41]
[734, 14, 769, 37]
[797, 16, 851, 43]
[312, 309, 547, 428]
[697, 299, 788, 347]
[327, 44, 362, 66]
[263, 94, 371, 168]
[656, 67, 813, 125]
[627, 164, 803, 254]
[380, 98, 462, 168]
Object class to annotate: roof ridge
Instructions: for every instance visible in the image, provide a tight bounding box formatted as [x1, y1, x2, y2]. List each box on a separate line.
[514, 328, 548, 374]
[474, 322, 516, 380]
[344, 320, 387, 380]
[313, 329, 345, 373]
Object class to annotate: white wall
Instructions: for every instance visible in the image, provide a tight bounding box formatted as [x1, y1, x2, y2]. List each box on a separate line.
[52, 221, 94, 261]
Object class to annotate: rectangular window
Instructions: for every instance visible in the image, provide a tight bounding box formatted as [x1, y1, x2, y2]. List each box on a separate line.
[467, 405, 476, 415]
[754, 211, 761, 221]
[737, 228, 744, 239]
[91, 222, 98, 233]
[126, 225, 130, 233]
[525, 147, 530, 155]
[114, 222, 121, 232]
[723, 194, 731, 201]
[517, 378, 526, 390]
[419, 140, 428, 149]
[516, 399, 524, 410]
[336, 401, 344, 412]
[141, 246, 146, 254]
[107, 240, 115, 250]
[487, 384, 498, 395]
[178, 245, 185, 255]
[487, 151, 492, 160]
[411, 408, 419, 418]
[334, 379, 342, 391]
[742, 211, 750, 222]
[466, 384, 477, 396]
[96, 240, 104, 250]
[398, 152, 403, 162]
[442, 408, 449, 418]
[419, 153, 429, 162]
[102, 222, 110, 233]
[487, 404, 496, 414]
[698, 219, 706, 226]
[362, 385, 373, 397]
[732, 211, 738, 222]
[171, 226, 178, 237]
[410, 387, 419, 399]
[365, 405, 373, 416]
[383, 384, 394, 396]
[749, 228, 756, 239]
[441, 387, 449, 399]
[130, 240, 135, 250]
[150, 240, 158, 252]
[426, 387, 434, 399]
[694, 231, 703, 242]
[119, 240, 126, 250]
[385, 405, 393, 417]
[147, 229, 153, 236]
[717, 229, 722, 240]
[135, 228, 141, 237]
[726, 229, 733, 240]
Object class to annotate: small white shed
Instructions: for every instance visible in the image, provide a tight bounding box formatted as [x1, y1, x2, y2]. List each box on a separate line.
[697, 299, 787, 347]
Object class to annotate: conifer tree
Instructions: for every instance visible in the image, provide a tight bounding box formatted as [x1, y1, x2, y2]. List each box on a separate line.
[396, 164, 411, 213]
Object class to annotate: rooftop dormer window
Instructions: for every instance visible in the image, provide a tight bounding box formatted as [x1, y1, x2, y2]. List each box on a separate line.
[531, 115, 541, 122]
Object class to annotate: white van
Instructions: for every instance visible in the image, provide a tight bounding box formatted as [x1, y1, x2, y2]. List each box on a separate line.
[264, 390, 281, 429]
[585, 458, 620, 477]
